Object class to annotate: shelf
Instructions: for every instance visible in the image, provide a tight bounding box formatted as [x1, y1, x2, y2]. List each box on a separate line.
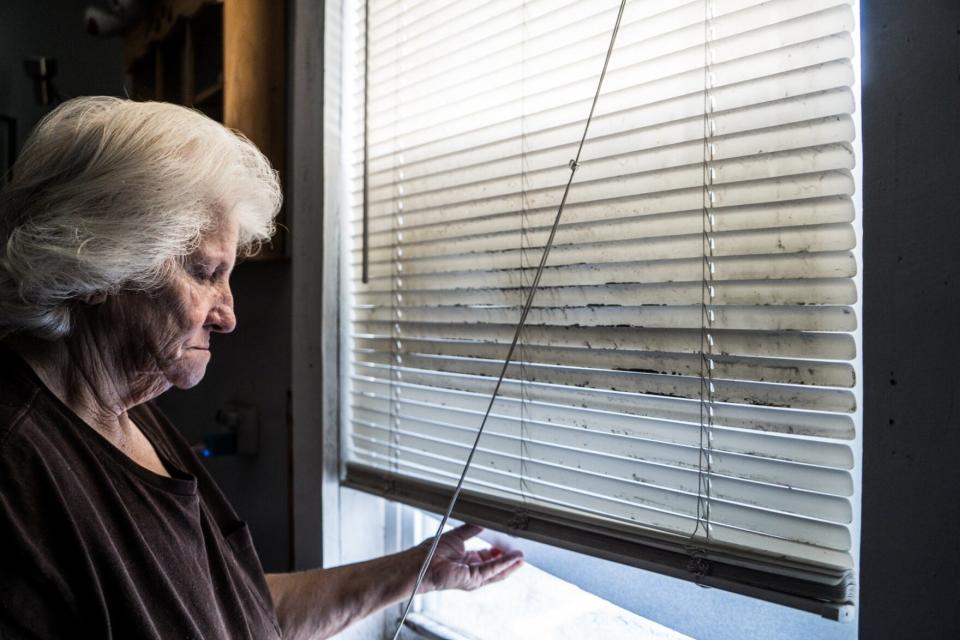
[123, 0, 287, 261]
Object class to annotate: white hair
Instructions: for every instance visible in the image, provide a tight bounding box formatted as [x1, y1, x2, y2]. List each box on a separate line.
[0, 96, 282, 339]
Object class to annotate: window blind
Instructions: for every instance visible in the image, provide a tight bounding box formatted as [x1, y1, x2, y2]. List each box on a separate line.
[340, 0, 860, 618]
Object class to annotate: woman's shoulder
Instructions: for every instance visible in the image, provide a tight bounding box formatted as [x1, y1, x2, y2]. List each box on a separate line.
[0, 346, 48, 455]
[0, 350, 93, 544]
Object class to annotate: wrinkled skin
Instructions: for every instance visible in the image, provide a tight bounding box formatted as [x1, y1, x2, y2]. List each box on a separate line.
[14, 216, 239, 474]
[72, 215, 238, 401]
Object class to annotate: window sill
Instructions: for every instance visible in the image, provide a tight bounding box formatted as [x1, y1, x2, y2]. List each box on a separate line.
[402, 530, 693, 640]
[399, 614, 474, 640]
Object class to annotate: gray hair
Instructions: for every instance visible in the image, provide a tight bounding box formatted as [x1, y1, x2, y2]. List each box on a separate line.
[0, 97, 282, 339]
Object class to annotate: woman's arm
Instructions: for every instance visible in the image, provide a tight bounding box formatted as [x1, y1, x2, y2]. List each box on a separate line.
[265, 524, 524, 640]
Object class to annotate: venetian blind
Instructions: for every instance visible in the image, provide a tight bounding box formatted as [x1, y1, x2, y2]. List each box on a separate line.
[341, 0, 860, 618]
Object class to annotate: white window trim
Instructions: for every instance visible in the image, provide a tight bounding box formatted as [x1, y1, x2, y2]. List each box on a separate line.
[289, 0, 864, 636]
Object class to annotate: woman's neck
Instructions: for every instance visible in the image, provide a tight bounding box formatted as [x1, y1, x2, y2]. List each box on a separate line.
[9, 327, 170, 444]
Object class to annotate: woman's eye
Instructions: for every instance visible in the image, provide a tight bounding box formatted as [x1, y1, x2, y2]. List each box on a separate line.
[192, 266, 216, 282]
[189, 259, 229, 283]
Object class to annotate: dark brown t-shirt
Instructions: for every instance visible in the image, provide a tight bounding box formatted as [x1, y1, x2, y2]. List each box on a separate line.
[0, 348, 282, 639]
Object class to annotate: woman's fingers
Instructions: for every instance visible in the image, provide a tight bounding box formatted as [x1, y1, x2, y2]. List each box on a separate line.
[482, 558, 524, 585]
[462, 550, 485, 564]
[428, 547, 524, 591]
[467, 550, 524, 588]
[475, 548, 502, 563]
[444, 523, 483, 543]
[426, 523, 525, 590]
[456, 546, 514, 570]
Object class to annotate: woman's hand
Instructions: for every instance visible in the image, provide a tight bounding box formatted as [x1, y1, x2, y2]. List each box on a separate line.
[419, 524, 524, 593]
[266, 524, 523, 639]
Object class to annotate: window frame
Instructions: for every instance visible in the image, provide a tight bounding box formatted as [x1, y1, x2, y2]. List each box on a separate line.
[290, 0, 864, 630]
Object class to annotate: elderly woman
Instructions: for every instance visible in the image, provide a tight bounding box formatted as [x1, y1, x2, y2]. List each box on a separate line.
[0, 97, 522, 639]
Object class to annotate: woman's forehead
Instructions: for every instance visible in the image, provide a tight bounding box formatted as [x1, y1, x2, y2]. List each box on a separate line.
[193, 219, 240, 262]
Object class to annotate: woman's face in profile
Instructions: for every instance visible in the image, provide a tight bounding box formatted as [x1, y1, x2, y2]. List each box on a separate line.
[162, 217, 239, 388]
[97, 217, 239, 392]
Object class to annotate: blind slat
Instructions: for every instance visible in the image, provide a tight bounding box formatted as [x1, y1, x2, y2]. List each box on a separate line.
[359, 63, 854, 181]
[364, 3, 852, 130]
[360, 65, 855, 180]
[351, 431, 852, 553]
[361, 143, 854, 221]
[351, 303, 858, 332]
[358, 231, 856, 281]
[350, 381, 856, 468]
[354, 406, 855, 491]
[351, 453, 855, 574]
[350, 420, 852, 529]
[352, 338, 855, 387]
[350, 357, 856, 412]
[354, 278, 858, 307]
[360, 115, 855, 204]
[353, 197, 855, 252]
[352, 367, 857, 440]
[362, 33, 853, 151]
[360, 171, 855, 235]
[353, 323, 855, 360]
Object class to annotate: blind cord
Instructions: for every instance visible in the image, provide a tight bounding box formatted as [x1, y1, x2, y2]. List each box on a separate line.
[360, 0, 370, 284]
[518, 1, 530, 509]
[390, 2, 628, 638]
[692, 0, 716, 553]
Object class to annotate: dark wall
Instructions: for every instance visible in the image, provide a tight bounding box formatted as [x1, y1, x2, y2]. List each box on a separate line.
[860, 1, 960, 638]
[0, 0, 124, 152]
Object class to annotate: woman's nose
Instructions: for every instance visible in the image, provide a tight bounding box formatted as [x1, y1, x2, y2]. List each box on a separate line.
[205, 290, 237, 333]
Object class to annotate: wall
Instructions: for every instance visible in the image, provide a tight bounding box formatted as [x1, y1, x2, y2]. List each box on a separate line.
[0, 0, 123, 150]
[859, 1, 960, 638]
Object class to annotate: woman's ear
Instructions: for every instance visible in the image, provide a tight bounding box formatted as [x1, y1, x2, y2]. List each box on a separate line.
[81, 291, 108, 305]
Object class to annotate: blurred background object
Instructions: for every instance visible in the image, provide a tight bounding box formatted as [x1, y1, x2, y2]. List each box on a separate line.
[84, 0, 152, 37]
[23, 56, 61, 106]
[0, 115, 15, 186]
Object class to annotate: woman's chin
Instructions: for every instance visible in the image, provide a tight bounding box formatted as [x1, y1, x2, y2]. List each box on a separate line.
[167, 351, 210, 389]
